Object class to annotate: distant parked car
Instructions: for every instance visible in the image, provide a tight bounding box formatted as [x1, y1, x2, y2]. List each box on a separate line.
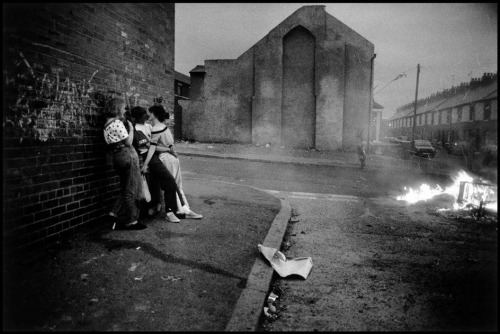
[412, 140, 436, 158]
[397, 136, 409, 142]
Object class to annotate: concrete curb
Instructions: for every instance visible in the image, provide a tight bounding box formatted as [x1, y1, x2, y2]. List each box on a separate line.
[225, 196, 292, 332]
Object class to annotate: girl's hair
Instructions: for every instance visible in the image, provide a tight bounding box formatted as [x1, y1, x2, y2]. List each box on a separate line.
[130, 106, 147, 122]
[105, 97, 125, 119]
[148, 105, 167, 122]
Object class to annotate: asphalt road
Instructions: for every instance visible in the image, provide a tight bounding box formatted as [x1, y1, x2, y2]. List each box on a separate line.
[3, 155, 496, 331]
[181, 156, 496, 331]
[183, 156, 496, 331]
[181, 155, 452, 198]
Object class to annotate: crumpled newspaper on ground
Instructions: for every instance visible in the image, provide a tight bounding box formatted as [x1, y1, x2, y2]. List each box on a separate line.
[258, 244, 313, 279]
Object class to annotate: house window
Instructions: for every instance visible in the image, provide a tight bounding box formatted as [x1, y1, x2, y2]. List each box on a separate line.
[484, 101, 491, 120]
[176, 83, 182, 95]
[438, 111, 442, 124]
[457, 106, 463, 122]
[446, 109, 451, 124]
[431, 111, 435, 125]
[469, 104, 475, 121]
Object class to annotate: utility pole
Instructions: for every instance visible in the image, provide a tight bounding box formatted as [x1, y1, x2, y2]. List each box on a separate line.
[367, 53, 376, 153]
[412, 64, 420, 144]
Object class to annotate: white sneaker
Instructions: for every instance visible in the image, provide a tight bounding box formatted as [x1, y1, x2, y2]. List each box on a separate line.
[185, 210, 203, 219]
[166, 212, 180, 223]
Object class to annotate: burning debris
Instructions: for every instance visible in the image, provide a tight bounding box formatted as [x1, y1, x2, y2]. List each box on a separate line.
[397, 170, 497, 219]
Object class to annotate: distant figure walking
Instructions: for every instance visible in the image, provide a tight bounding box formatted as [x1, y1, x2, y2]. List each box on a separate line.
[357, 140, 367, 170]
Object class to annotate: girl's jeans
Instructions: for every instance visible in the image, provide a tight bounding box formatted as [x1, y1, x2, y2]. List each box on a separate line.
[111, 146, 141, 224]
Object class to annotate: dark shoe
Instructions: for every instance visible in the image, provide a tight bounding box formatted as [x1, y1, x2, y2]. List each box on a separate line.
[175, 212, 187, 219]
[125, 222, 147, 230]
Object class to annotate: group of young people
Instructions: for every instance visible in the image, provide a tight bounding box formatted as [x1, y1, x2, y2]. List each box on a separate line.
[103, 97, 202, 230]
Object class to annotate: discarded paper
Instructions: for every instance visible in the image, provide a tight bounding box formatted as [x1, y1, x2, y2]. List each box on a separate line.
[258, 244, 313, 279]
[267, 292, 278, 303]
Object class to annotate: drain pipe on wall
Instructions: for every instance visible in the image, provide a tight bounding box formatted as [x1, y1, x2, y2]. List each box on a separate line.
[367, 53, 376, 153]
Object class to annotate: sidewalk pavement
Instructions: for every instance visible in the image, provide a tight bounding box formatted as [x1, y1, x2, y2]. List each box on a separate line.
[3, 178, 289, 331]
[259, 191, 497, 331]
[174, 142, 467, 176]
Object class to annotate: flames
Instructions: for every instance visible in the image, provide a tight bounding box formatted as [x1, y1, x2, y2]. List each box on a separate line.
[397, 170, 497, 214]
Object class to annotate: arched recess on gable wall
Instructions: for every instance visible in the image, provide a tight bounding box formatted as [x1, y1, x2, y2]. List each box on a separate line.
[281, 25, 316, 148]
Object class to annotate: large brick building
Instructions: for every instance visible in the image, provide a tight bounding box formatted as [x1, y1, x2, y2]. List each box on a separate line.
[3, 3, 175, 253]
[183, 6, 375, 151]
[389, 73, 497, 151]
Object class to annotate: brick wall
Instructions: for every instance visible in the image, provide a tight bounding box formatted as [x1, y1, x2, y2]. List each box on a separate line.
[3, 3, 175, 254]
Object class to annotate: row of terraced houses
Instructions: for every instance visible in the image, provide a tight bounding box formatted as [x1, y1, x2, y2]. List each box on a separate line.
[389, 73, 497, 151]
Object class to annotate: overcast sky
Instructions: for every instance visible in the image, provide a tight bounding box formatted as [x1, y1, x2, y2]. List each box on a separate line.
[175, 3, 498, 118]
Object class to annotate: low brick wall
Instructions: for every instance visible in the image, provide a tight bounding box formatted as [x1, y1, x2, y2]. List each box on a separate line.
[3, 128, 118, 253]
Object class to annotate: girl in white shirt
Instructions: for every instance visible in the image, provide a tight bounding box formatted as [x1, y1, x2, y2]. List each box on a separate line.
[103, 98, 145, 230]
[143, 105, 202, 220]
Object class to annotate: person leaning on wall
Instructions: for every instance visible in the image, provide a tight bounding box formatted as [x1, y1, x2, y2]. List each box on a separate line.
[103, 97, 147, 230]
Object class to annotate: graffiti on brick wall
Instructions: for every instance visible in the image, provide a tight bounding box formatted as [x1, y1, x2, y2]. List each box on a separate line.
[3, 51, 147, 142]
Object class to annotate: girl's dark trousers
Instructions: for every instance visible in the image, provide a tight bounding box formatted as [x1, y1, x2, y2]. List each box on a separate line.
[141, 152, 183, 213]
